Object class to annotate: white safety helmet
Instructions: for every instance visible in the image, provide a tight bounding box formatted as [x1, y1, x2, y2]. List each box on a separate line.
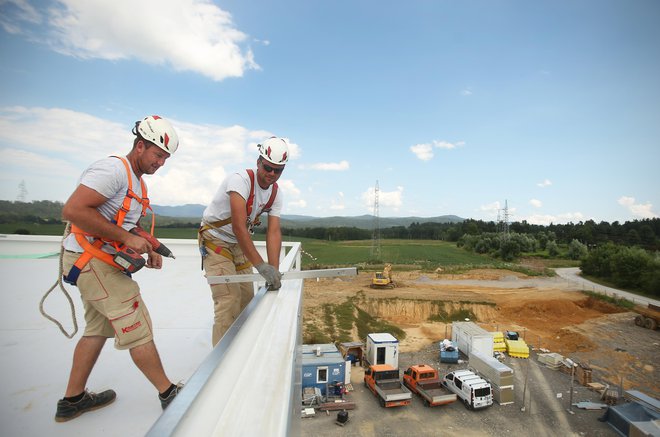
[133, 115, 179, 154]
[258, 137, 289, 165]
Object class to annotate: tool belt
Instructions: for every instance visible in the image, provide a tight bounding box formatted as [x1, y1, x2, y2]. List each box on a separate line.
[198, 226, 252, 272]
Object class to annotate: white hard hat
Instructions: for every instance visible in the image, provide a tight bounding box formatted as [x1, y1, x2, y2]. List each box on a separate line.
[133, 115, 179, 154]
[258, 137, 289, 165]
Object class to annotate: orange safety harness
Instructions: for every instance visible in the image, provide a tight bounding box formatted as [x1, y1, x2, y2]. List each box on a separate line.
[198, 169, 278, 271]
[63, 156, 154, 285]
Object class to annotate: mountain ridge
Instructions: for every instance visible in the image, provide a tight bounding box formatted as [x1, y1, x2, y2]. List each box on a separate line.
[151, 204, 464, 229]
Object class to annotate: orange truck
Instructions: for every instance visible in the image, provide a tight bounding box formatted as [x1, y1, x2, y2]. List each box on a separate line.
[364, 364, 412, 408]
[403, 364, 457, 407]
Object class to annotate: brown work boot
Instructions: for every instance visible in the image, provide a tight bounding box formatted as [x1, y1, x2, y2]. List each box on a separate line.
[55, 389, 116, 422]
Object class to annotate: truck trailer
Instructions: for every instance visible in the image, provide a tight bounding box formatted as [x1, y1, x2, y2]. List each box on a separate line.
[403, 364, 457, 407]
[364, 364, 412, 408]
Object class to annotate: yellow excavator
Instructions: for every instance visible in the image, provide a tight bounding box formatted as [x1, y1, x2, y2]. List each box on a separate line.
[371, 263, 395, 289]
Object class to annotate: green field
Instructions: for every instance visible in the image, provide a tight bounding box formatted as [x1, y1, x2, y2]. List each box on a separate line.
[285, 237, 497, 270]
[1, 224, 499, 269]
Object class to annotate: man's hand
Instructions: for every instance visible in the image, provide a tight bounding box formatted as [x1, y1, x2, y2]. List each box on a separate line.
[255, 263, 282, 290]
[146, 251, 163, 269]
[124, 233, 153, 254]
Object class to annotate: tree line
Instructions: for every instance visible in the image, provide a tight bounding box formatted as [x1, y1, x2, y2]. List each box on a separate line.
[280, 218, 660, 250]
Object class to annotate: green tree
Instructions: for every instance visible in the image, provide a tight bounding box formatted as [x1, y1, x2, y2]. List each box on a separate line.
[567, 239, 588, 260]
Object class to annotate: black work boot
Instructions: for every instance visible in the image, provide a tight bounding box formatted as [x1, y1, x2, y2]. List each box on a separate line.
[159, 383, 184, 410]
[55, 389, 116, 422]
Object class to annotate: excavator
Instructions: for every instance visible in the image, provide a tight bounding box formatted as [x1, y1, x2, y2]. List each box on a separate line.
[371, 263, 395, 289]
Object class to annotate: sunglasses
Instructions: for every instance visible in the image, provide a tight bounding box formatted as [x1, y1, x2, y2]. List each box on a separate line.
[261, 161, 284, 174]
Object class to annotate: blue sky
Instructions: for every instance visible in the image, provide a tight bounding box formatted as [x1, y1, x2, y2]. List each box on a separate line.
[0, 0, 658, 224]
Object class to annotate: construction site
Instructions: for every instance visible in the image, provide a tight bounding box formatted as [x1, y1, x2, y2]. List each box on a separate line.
[299, 268, 660, 436]
[1, 235, 658, 436]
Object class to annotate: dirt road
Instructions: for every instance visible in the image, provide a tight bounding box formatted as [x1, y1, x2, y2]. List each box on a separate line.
[555, 267, 660, 307]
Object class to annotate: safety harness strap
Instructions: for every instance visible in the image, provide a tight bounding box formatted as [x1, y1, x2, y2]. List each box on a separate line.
[63, 156, 152, 285]
[198, 169, 278, 234]
[201, 240, 253, 271]
[198, 169, 278, 272]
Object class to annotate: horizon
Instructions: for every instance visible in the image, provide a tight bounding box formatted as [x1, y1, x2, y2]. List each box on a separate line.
[1, 1, 658, 225]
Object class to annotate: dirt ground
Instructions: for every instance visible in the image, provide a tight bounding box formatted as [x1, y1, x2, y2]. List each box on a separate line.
[302, 269, 660, 398]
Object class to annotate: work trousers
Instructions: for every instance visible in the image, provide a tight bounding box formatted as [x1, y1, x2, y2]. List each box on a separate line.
[202, 238, 254, 346]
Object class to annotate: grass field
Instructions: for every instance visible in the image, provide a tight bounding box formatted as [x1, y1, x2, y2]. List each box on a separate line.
[1, 224, 499, 269]
[288, 237, 496, 270]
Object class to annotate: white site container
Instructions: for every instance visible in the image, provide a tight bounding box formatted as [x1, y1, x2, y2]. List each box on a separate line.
[452, 322, 494, 358]
[366, 333, 399, 368]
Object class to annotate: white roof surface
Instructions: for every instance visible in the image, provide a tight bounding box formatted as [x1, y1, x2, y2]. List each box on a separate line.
[1, 235, 303, 437]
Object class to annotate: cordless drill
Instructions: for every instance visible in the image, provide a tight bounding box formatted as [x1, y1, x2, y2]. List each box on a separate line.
[113, 227, 176, 273]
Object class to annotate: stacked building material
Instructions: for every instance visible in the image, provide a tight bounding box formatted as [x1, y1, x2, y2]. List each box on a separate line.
[492, 331, 506, 352]
[537, 352, 564, 370]
[505, 338, 530, 358]
[469, 351, 514, 405]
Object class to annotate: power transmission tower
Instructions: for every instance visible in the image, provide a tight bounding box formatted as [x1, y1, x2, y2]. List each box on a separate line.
[370, 180, 381, 261]
[503, 199, 510, 235]
[17, 180, 28, 202]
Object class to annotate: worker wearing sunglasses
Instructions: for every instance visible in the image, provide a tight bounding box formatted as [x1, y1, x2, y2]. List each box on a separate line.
[199, 137, 289, 346]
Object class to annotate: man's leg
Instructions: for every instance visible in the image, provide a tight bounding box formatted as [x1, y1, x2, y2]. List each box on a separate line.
[64, 335, 107, 397]
[129, 340, 172, 393]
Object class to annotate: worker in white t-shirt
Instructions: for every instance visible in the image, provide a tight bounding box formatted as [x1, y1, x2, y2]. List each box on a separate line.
[199, 137, 288, 346]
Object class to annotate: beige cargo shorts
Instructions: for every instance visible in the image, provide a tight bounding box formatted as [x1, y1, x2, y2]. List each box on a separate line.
[63, 251, 154, 350]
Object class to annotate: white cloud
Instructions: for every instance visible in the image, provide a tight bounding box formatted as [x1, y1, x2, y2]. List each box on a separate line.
[288, 199, 306, 208]
[618, 196, 658, 219]
[0, 0, 41, 34]
[301, 160, 350, 171]
[0, 106, 299, 205]
[461, 87, 473, 96]
[329, 192, 345, 211]
[523, 212, 585, 226]
[7, 0, 257, 81]
[362, 186, 404, 212]
[410, 143, 433, 161]
[479, 201, 501, 215]
[537, 179, 552, 188]
[411, 140, 464, 161]
[529, 199, 542, 208]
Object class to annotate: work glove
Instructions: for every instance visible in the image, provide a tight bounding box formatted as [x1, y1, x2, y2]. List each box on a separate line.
[255, 263, 282, 290]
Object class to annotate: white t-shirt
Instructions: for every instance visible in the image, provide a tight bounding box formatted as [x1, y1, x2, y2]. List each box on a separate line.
[202, 170, 283, 244]
[63, 156, 146, 253]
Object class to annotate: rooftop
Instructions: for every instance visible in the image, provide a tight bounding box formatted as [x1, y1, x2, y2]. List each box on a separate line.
[1, 235, 303, 436]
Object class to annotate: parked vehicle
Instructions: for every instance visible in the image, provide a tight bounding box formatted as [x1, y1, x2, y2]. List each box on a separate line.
[364, 364, 412, 408]
[442, 369, 493, 410]
[403, 364, 457, 407]
[633, 303, 660, 330]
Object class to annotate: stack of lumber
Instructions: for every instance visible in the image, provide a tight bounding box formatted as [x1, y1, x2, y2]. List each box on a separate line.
[319, 400, 356, 411]
[576, 363, 593, 386]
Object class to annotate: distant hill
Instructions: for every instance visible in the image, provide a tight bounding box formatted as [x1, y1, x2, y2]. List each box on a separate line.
[151, 204, 463, 229]
[152, 204, 205, 218]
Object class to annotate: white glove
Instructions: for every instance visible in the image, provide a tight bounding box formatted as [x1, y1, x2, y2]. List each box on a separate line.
[255, 263, 282, 290]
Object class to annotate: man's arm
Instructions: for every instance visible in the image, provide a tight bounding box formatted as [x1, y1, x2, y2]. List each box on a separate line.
[63, 184, 152, 254]
[265, 214, 282, 268]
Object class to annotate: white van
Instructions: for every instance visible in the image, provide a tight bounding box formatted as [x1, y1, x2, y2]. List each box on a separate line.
[442, 370, 493, 410]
